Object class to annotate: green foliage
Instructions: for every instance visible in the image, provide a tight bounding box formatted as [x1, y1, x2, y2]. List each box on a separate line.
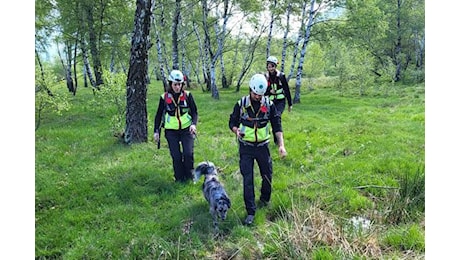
[91, 70, 127, 135]
[383, 224, 425, 252]
[35, 78, 424, 258]
[35, 63, 71, 130]
[304, 42, 326, 78]
[327, 43, 378, 96]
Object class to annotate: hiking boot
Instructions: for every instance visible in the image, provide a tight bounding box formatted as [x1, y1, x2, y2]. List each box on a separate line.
[244, 215, 255, 225]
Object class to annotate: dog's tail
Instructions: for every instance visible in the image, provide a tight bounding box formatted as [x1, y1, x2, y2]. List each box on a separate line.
[193, 161, 214, 184]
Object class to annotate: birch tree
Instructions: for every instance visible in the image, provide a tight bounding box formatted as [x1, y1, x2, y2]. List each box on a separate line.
[124, 0, 152, 144]
[287, 1, 307, 81]
[217, 0, 230, 89]
[193, 21, 209, 86]
[293, 0, 336, 103]
[82, 0, 104, 86]
[293, 0, 316, 103]
[382, 0, 424, 82]
[151, 0, 168, 91]
[265, 0, 277, 58]
[171, 0, 181, 70]
[201, 0, 219, 99]
[280, 1, 292, 72]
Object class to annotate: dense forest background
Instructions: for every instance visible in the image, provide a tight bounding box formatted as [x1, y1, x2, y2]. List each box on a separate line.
[35, 0, 425, 87]
[35, 0, 426, 144]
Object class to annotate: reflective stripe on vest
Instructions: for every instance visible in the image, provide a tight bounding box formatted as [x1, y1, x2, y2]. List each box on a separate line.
[162, 91, 192, 130]
[238, 95, 271, 142]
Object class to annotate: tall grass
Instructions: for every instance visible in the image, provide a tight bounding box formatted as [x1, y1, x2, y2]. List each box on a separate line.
[36, 79, 425, 259]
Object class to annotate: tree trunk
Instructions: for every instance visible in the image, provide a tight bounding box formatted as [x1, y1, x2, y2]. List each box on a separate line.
[72, 39, 78, 95]
[287, 1, 307, 81]
[171, 0, 181, 70]
[294, 0, 316, 104]
[35, 49, 53, 97]
[152, 0, 168, 91]
[124, 0, 152, 144]
[193, 21, 208, 87]
[85, 6, 104, 86]
[81, 41, 98, 90]
[219, 0, 229, 89]
[280, 2, 292, 73]
[415, 32, 424, 69]
[266, 0, 277, 58]
[201, 0, 219, 99]
[57, 42, 75, 95]
[181, 39, 191, 89]
[393, 0, 403, 82]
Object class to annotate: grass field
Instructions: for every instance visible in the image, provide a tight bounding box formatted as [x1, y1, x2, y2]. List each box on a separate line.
[35, 78, 425, 259]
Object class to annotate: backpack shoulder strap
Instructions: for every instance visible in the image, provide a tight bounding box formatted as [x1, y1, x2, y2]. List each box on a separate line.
[238, 95, 251, 117]
[238, 95, 250, 108]
[262, 96, 271, 107]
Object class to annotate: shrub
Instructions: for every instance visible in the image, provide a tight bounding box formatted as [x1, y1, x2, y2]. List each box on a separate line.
[384, 168, 425, 224]
[35, 64, 71, 130]
[92, 70, 127, 136]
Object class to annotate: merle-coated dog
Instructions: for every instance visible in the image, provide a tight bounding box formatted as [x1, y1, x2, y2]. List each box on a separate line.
[194, 161, 231, 231]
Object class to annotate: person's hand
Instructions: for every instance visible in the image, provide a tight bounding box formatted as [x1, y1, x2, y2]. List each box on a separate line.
[236, 128, 245, 138]
[288, 105, 292, 112]
[278, 146, 287, 159]
[189, 124, 197, 135]
[154, 133, 160, 143]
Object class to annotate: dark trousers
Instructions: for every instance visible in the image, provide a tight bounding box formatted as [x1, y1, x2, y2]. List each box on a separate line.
[165, 128, 194, 182]
[273, 98, 286, 115]
[239, 142, 273, 215]
[272, 98, 286, 144]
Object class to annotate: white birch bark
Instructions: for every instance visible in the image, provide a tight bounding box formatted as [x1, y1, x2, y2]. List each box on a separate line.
[294, 0, 316, 103]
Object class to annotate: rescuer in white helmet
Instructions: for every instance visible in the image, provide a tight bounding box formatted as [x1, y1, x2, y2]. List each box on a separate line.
[228, 73, 287, 226]
[265, 56, 293, 144]
[153, 69, 198, 183]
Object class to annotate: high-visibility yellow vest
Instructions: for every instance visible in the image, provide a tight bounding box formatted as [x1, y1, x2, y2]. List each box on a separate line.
[162, 91, 192, 130]
[238, 95, 272, 142]
[265, 71, 285, 100]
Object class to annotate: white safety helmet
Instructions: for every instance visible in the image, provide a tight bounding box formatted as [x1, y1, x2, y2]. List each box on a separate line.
[266, 56, 278, 65]
[249, 74, 268, 95]
[168, 70, 184, 83]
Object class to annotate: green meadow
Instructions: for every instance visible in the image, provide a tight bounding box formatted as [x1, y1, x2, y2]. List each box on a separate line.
[36, 79, 424, 259]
